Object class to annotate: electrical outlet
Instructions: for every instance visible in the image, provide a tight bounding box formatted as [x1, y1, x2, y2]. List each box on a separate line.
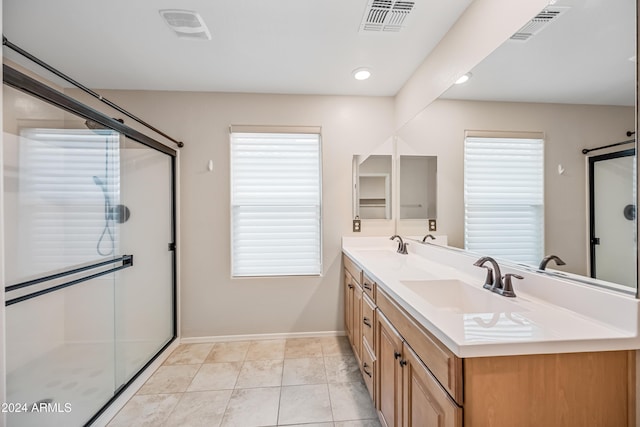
[353, 218, 361, 232]
[428, 219, 437, 231]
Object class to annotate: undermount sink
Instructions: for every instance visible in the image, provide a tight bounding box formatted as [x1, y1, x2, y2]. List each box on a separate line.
[401, 279, 528, 314]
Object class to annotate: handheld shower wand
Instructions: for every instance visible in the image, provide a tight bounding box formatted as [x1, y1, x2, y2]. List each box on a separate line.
[93, 175, 130, 256]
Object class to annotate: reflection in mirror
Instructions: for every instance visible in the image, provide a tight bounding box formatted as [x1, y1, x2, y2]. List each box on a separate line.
[399, 156, 437, 220]
[396, 0, 636, 294]
[353, 155, 392, 219]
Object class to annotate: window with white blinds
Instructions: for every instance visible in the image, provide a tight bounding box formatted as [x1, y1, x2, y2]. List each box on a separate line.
[464, 136, 544, 265]
[230, 131, 322, 277]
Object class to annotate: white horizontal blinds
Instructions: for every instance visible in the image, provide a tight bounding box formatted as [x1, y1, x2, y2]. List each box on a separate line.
[231, 132, 322, 276]
[17, 128, 120, 280]
[464, 136, 544, 265]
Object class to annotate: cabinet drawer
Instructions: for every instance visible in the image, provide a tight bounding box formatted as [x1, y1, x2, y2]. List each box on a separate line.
[361, 338, 376, 401]
[362, 272, 376, 301]
[377, 287, 463, 404]
[343, 254, 363, 284]
[362, 293, 376, 350]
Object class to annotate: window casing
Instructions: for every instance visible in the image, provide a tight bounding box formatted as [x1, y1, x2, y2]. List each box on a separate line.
[464, 135, 544, 265]
[230, 130, 322, 277]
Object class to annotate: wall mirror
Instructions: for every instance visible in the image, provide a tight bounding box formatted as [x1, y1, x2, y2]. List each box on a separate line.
[397, 0, 637, 295]
[399, 155, 437, 220]
[353, 154, 392, 219]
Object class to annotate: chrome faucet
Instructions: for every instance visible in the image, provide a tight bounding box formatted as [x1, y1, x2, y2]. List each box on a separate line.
[473, 256, 521, 297]
[390, 235, 409, 254]
[539, 255, 566, 271]
[422, 234, 436, 243]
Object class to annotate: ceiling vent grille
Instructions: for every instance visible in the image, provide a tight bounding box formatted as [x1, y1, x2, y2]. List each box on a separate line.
[159, 9, 211, 41]
[360, 0, 416, 33]
[510, 7, 569, 42]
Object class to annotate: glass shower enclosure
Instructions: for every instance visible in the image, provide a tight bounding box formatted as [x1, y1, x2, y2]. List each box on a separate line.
[2, 66, 177, 426]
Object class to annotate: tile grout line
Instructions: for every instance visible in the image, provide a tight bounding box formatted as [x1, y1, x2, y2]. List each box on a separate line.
[220, 341, 244, 426]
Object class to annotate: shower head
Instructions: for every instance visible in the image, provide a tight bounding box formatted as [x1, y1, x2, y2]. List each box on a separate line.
[92, 175, 105, 188]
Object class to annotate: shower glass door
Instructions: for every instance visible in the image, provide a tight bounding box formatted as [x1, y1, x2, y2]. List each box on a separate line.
[115, 136, 174, 387]
[589, 149, 636, 288]
[3, 74, 176, 427]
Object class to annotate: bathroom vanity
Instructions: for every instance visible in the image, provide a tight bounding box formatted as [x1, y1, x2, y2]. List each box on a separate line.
[342, 237, 638, 427]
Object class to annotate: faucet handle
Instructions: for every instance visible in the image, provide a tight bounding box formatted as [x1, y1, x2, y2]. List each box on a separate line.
[500, 273, 523, 298]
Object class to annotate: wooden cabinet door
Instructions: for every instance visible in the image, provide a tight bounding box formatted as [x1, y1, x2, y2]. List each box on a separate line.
[376, 311, 403, 427]
[344, 272, 354, 344]
[402, 344, 462, 427]
[352, 282, 363, 360]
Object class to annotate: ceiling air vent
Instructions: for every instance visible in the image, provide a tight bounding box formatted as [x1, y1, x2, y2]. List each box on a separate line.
[159, 9, 211, 41]
[510, 7, 569, 42]
[360, 0, 416, 33]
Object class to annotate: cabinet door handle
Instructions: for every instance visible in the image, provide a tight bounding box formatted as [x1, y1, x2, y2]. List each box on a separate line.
[394, 351, 401, 360]
[363, 317, 372, 327]
[399, 359, 408, 367]
[363, 283, 372, 291]
[363, 363, 373, 378]
[348, 284, 354, 289]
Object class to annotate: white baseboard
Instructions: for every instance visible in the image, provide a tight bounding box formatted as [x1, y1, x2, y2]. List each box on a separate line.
[180, 330, 346, 344]
[91, 339, 181, 427]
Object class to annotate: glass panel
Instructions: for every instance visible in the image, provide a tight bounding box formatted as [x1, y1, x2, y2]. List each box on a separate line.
[115, 136, 174, 386]
[5, 274, 116, 427]
[593, 154, 636, 287]
[3, 82, 175, 425]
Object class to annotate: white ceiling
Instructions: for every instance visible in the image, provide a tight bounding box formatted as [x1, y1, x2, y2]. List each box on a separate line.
[4, 0, 634, 105]
[441, 0, 636, 106]
[3, 0, 472, 96]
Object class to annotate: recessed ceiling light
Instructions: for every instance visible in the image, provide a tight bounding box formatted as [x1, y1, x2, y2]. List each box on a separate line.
[353, 68, 372, 81]
[455, 72, 472, 85]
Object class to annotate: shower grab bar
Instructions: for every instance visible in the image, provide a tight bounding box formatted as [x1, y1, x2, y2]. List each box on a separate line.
[5, 255, 133, 307]
[5, 255, 132, 293]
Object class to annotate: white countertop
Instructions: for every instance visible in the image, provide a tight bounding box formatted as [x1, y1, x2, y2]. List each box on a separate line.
[343, 237, 640, 358]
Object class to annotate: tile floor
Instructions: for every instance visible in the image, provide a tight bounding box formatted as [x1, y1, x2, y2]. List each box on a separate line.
[107, 337, 381, 427]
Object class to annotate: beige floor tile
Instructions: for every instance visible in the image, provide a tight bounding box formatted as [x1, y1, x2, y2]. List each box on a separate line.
[187, 362, 242, 391]
[235, 359, 283, 388]
[282, 357, 327, 386]
[107, 394, 181, 427]
[164, 343, 214, 365]
[137, 364, 200, 395]
[324, 355, 363, 384]
[163, 390, 232, 427]
[220, 387, 280, 426]
[245, 339, 286, 360]
[328, 382, 377, 422]
[285, 337, 324, 358]
[320, 336, 353, 357]
[335, 419, 381, 427]
[206, 341, 251, 363]
[278, 384, 334, 425]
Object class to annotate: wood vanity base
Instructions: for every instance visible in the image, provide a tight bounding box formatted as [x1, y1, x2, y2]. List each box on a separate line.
[343, 253, 636, 427]
[464, 350, 635, 427]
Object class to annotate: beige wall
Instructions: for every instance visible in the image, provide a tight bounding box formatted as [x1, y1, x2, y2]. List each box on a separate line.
[397, 98, 635, 276]
[68, 89, 395, 338]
